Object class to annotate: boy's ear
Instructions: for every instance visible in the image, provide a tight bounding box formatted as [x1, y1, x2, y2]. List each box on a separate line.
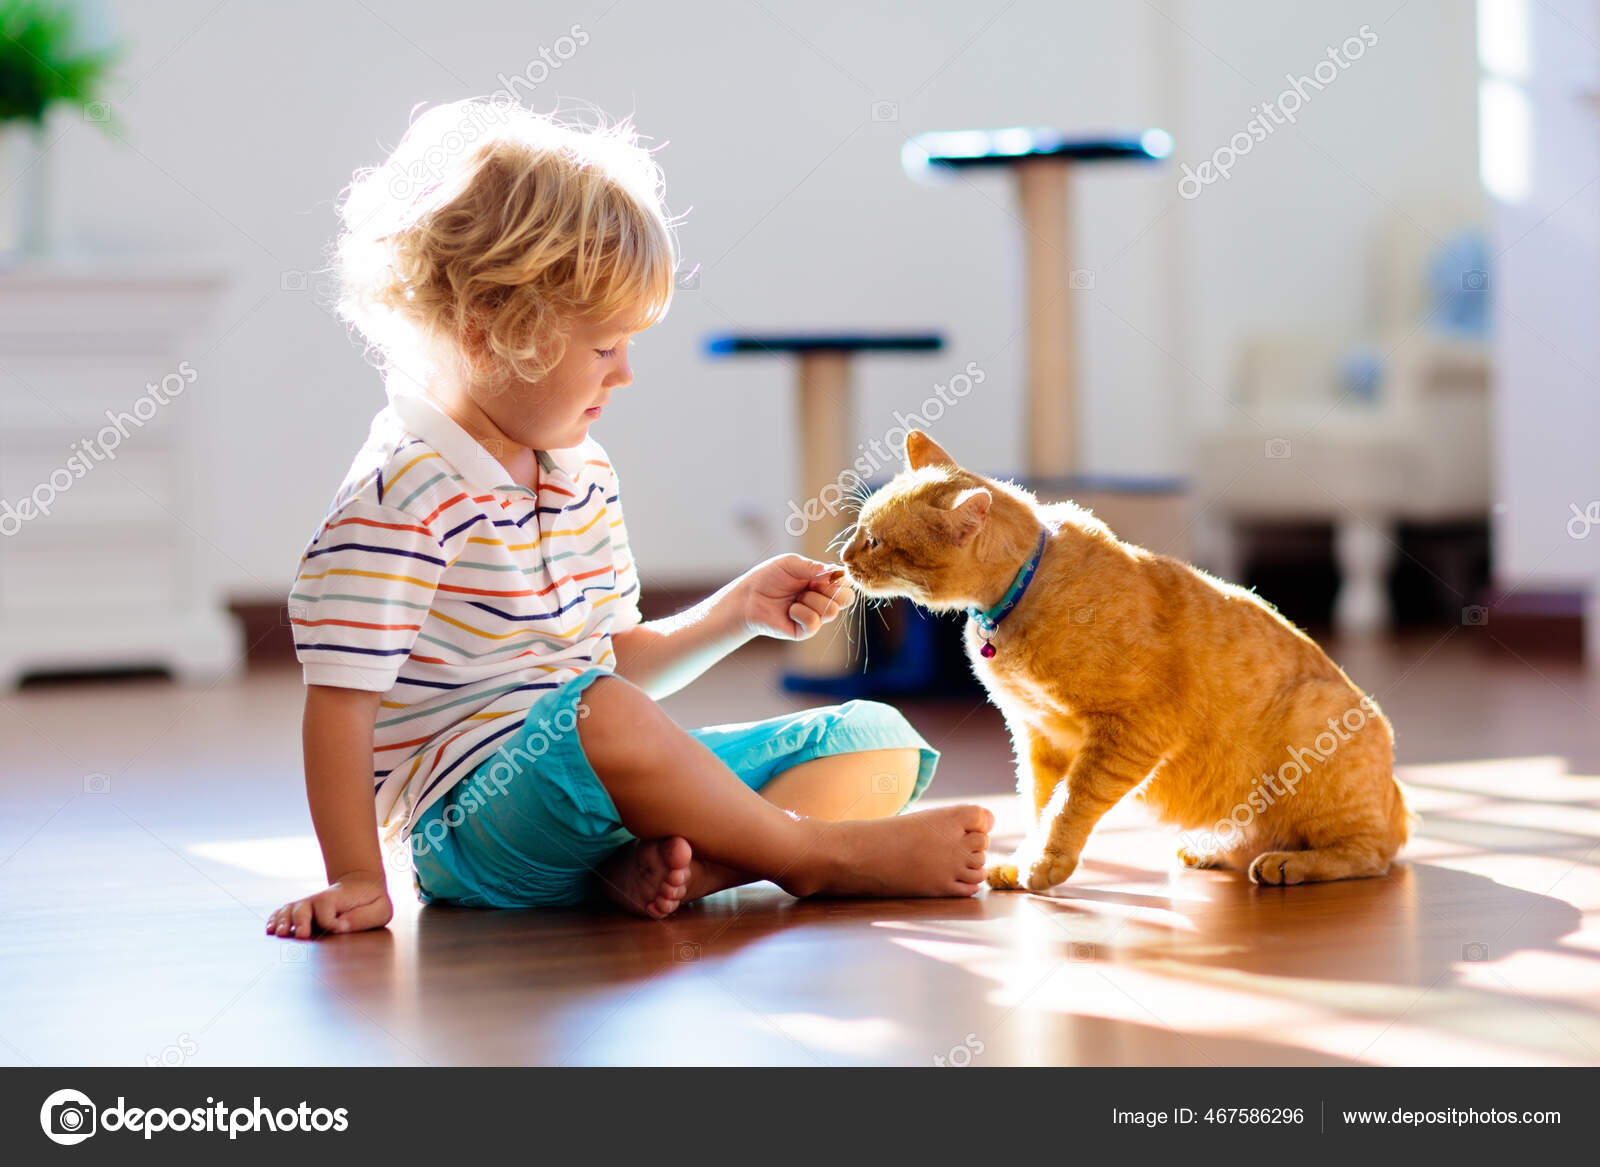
[945, 487, 991, 546]
[905, 430, 957, 471]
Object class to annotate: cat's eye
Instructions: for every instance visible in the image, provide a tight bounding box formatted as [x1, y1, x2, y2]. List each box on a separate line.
[863, 532, 880, 550]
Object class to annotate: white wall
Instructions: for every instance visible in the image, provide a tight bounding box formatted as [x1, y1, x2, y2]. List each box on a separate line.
[1481, 0, 1600, 621]
[1166, 0, 1483, 422]
[38, 0, 1479, 597]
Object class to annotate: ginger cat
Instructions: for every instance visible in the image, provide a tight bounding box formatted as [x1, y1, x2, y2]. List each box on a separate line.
[842, 431, 1411, 891]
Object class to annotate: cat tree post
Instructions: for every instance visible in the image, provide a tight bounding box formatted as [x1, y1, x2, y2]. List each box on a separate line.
[1016, 159, 1075, 475]
[705, 332, 945, 691]
[903, 127, 1172, 477]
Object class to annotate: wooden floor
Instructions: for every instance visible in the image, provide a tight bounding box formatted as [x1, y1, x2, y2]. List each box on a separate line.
[1, 630, 1597, 1066]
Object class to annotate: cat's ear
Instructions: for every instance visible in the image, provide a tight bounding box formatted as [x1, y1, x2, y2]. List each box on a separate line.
[905, 430, 957, 471]
[946, 487, 991, 546]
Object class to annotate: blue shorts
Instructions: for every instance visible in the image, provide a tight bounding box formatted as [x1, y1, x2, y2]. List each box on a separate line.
[409, 667, 939, 909]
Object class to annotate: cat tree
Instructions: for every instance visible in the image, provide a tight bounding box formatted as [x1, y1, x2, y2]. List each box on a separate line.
[902, 127, 1172, 477]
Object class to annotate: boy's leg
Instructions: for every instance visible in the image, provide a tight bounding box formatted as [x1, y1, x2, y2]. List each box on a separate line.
[580, 676, 990, 917]
[605, 748, 922, 915]
[758, 747, 921, 821]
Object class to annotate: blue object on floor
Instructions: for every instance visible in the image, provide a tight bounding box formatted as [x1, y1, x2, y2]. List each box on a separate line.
[780, 599, 979, 699]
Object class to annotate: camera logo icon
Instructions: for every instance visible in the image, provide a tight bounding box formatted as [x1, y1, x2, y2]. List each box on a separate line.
[1461, 269, 1488, 292]
[674, 941, 701, 963]
[1265, 438, 1292, 460]
[871, 100, 899, 122]
[1462, 605, 1489, 626]
[1568, 501, 1600, 540]
[1069, 268, 1096, 291]
[40, 1088, 96, 1145]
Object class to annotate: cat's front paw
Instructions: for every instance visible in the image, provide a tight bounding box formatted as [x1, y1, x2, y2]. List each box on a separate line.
[985, 862, 1021, 890]
[1024, 851, 1076, 891]
[1248, 851, 1304, 885]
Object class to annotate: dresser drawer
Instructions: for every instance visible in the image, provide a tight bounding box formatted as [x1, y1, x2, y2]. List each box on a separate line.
[0, 521, 183, 612]
[0, 440, 181, 526]
[0, 353, 193, 437]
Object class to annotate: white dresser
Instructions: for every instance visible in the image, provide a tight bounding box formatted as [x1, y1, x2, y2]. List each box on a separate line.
[0, 258, 243, 686]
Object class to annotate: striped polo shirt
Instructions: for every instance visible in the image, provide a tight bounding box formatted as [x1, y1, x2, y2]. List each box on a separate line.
[288, 382, 641, 844]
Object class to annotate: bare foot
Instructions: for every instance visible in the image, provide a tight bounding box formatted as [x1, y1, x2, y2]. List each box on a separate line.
[679, 856, 753, 902]
[599, 836, 694, 919]
[786, 804, 993, 898]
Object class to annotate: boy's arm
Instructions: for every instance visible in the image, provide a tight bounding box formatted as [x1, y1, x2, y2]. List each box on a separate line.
[610, 555, 853, 699]
[611, 578, 755, 699]
[302, 683, 385, 882]
[266, 684, 392, 939]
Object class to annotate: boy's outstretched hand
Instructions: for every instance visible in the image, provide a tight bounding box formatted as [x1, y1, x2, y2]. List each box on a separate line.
[740, 554, 856, 641]
[266, 872, 392, 940]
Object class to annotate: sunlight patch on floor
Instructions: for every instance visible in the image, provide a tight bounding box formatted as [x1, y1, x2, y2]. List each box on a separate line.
[762, 1013, 901, 1057]
[187, 835, 324, 880]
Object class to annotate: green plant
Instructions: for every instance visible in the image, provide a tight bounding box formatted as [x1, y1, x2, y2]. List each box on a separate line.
[0, 0, 119, 128]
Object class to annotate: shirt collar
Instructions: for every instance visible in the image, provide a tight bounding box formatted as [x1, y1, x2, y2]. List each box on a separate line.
[386, 380, 578, 491]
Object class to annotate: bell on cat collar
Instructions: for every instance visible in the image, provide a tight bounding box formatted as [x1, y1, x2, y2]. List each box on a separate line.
[967, 527, 1049, 661]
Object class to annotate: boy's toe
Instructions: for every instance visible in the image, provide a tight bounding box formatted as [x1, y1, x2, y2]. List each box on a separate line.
[662, 835, 692, 872]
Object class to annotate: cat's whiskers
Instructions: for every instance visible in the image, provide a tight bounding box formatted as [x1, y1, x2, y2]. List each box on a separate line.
[856, 588, 871, 674]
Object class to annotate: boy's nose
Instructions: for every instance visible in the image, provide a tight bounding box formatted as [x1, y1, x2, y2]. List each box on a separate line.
[606, 358, 633, 389]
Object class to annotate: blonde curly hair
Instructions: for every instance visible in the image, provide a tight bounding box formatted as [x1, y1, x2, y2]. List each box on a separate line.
[331, 98, 678, 387]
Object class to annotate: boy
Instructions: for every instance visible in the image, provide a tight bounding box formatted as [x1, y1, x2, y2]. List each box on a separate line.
[268, 101, 989, 939]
